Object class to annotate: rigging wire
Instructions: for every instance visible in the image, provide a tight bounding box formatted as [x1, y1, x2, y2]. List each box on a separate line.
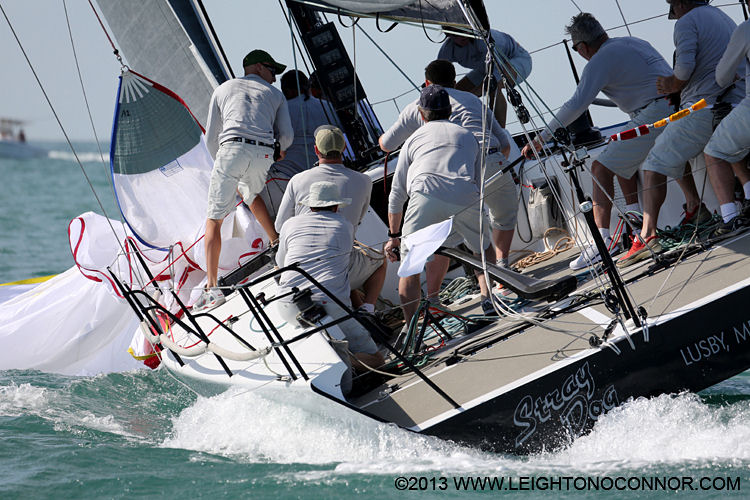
[62, 0, 122, 223]
[614, 0, 633, 36]
[0, 1, 137, 284]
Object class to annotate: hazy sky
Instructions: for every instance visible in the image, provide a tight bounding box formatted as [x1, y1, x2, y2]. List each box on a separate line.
[1, 1, 748, 142]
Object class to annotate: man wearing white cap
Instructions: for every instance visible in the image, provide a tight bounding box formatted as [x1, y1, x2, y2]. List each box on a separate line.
[276, 180, 384, 368]
[197, 49, 293, 311]
[275, 125, 386, 314]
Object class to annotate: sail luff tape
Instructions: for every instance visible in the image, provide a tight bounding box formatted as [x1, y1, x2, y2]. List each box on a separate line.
[609, 98, 708, 141]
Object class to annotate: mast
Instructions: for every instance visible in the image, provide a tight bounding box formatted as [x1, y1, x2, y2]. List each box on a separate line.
[284, 1, 385, 171]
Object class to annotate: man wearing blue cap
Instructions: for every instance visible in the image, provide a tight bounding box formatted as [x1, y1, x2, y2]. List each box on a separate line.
[385, 85, 496, 325]
[197, 49, 294, 311]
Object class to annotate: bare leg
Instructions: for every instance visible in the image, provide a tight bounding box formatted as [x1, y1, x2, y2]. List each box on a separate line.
[592, 160, 615, 230]
[475, 245, 496, 298]
[705, 154, 737, 206]
[617, 172, 640, 206]
[491, 228, 515, 261]
[399, 274, 421, 327]
[361, 260, 387, 307]
[249, 195, 279, 243]
[641, 170, 667, 239]
[205, 218, 223, 288]
[490, 87, 508, 128]
[675, 162, 701, 211]
[730, 157, 750, 186]
[425, 255, 451, 300]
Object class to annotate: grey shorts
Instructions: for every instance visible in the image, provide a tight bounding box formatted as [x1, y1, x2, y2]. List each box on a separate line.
[642, 107, 714, 179]
[402, 191, 490, 255]
[598, 99, 671, 178]
[483, 151, 519, 230]
[348, 242, 385, 289]
[704, 99, 750, 163]
[207, 141, 274, 220]
[324, 302, 378, 355]
[509, 53, 532, 84]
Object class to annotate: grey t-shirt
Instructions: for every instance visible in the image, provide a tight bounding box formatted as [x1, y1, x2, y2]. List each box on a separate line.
[380, 87, 510, 152]
[276, 211, 353, 306]
[205, 74, 294, 158]
[389, 120, 480, 214]
[716, 19, 750, 98]
[284, 94, 332, 171]
[541, 37, 671, 141]
[673, 5, 743, 106]
[274, 163, 372, 232]
[438, 29, 529, 86]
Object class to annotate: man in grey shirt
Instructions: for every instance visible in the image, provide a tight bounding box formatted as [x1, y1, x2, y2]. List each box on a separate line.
[522, 13, 672, 270]
[197, 49, 293, 311]
[438, 28, 532, 128]
[275, 126, 386, 315]
[276, 181, 383, 373]
[380, 59, 517, 270]
[704, 18, 750, 235]
[260, 70, 332, 219]
[384, 85, 496, 325]
[619, 0, 744, 267]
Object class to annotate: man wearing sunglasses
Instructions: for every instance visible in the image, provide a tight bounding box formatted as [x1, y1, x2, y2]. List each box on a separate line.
[522, 13, 673, 271]
[198, 49, 293, 311]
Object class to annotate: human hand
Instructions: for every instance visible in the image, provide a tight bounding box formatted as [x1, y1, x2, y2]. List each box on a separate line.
[384, 238, 400, 262]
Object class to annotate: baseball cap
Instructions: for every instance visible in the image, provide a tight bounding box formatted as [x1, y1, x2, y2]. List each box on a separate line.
[314, 125, 346, 155]
[242, 49, 286, 74]
[419, 85, 451, 111]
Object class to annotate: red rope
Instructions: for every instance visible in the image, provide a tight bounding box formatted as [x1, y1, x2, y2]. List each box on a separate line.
[87, 0, 118, 56]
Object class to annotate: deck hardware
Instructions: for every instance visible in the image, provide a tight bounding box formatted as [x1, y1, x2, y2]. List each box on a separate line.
[579, 200, 593, 213]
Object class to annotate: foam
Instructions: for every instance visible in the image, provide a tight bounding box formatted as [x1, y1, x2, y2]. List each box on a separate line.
[162, 387, 750, 475]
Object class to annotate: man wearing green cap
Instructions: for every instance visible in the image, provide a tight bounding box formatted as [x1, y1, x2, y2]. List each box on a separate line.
[197, 49, 293, 312]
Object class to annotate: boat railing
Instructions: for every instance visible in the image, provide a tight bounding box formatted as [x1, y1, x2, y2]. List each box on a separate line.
[111, 255, 463, 409]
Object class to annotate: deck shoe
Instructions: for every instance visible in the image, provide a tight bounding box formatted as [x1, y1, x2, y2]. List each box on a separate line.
[481, 297, 498, 316]
[193, 287, 225, 312]
[569, 236, 619, 270]
[709, 216, 750, 239]
[616, 235, 662, 268]
[679, 202, 712, 226]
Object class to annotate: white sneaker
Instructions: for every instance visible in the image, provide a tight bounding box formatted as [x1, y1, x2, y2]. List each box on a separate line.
[193, 287, 225, 312]
[569, 237, 619, 270]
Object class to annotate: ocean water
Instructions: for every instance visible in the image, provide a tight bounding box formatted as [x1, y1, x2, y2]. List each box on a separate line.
[1, 144, 749, 499]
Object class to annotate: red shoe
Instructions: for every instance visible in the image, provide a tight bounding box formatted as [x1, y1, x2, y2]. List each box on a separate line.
[616, 235, 662, 268]
[679, 203, 712, 226]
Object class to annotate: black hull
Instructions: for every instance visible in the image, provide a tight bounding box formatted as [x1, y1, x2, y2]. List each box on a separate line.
[424, 282, 750, 453]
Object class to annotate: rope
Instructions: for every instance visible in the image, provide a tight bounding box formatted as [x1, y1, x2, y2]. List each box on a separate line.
[513, 228, 575, 269]
[1, 1, 136, 284]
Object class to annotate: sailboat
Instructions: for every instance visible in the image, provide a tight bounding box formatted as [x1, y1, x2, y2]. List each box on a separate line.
[0, 118, 45, 159]
[7, 0, 749, 453]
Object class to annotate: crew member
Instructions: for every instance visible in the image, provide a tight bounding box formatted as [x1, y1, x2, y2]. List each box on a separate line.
[197, 49, 293, 311]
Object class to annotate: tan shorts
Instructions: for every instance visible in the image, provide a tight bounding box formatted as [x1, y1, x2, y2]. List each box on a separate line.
[348, 242, 385, 290]
[208, 142, 274, 220]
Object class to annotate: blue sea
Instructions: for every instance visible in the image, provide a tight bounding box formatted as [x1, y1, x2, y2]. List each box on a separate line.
[1, 143, 749, 499]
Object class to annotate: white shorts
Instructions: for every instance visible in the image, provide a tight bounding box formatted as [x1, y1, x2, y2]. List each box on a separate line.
[483, 151, 519, 230]
[642, 107, 714, 179]
[704, 99, 750, 163]
[402, 191, 490, 255]
[207, 141, 274, 220]
[348, 242, 385, 290]
[597, 99, 671, 179]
